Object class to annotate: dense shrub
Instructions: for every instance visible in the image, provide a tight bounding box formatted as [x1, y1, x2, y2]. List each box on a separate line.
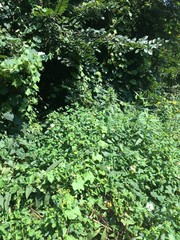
[0, 0, 179, 127]
[0, 1, 179, 239]
[0, 28, 45, 132]
[0, 99, 179, 239]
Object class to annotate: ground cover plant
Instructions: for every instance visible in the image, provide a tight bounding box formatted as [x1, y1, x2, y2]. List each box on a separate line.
[0, 96, 180, 239]
[0, 0, 180, 239]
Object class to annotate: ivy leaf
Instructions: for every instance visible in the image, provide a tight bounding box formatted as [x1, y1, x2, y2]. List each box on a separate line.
[3, 112, 14, 121]
[25, 88, 31, 96]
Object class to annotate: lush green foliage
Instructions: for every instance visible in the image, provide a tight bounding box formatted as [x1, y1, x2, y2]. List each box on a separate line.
[0, 28, 44, 132]
[0, 0, 179, 129]
[0, 0, 180, 239]
[0, 98, 179, 239]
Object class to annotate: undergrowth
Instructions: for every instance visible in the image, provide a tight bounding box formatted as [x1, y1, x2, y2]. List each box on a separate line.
[0, 98, 179, 239]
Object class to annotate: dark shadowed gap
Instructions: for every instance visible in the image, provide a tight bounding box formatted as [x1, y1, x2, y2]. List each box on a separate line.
[37, 59, 74, 118]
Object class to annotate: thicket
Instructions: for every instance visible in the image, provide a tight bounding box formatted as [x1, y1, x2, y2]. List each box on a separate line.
[0, 0, 180, 239]
[0, 0, 179, 130]
[0, 101, 180, 239]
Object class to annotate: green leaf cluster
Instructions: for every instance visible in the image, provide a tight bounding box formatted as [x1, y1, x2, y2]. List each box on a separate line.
[0, 100, 179, 239]
[0, 29, 44, 132]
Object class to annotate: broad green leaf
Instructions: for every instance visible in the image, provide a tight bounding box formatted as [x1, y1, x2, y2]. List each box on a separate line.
[101, 228, 107, 240]
[87, 228, 101, 240]
[46, 160, 61, 172]
[72, 176, 85, 191]
[98, 197, 107, 210]
[0, 195, 4, 208]
[84, 172, 95, 184]
[25, 88, 31, 96]
[0, 140, 5, 148]
[64, 206, 81, 220]
[47, 173, 55, 183]
[44, 192, 50, 205]
[168, 234, 176, 240]
[98, 140, 108, 148]
[0, 225, 7, 235]
[55, 0, 69, 15]
[4, 192, 11, 211]
[3, 112, 14, 121]
[35, 196, 41, 208]
[92, 153, 103, 162]
[26, 186, 33, 199]
[0, 179, 5, 188]
[135, 138, 143, 145]
[65, 235, 77, 240]
[16, 148, 25, 159]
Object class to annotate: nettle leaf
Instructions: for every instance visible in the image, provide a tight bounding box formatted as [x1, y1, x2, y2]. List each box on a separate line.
[72, 176, 85, 191]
